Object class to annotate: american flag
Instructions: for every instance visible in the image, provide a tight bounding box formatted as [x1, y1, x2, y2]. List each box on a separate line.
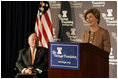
[35, 1, 53, 48]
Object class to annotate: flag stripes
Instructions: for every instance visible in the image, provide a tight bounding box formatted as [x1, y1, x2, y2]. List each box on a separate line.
[35, 1, 53, 48]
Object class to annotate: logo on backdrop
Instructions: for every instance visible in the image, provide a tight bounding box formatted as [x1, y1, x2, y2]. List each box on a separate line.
[102, 9, 117, 26]
[49, 1, 61, 8]
[70, 1, 83, 8]
[59, 11, 81, 42]
[109, 48, 117, 65]
[58, 10, 73, 26]
[111, 32, 117, 42]
[53, 28, 61, 42]
[92, 1, 105, 7]
[66, 28, 82, 42]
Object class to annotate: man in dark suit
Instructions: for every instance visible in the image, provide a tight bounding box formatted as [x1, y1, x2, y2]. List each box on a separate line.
[16, 33, 48, 78]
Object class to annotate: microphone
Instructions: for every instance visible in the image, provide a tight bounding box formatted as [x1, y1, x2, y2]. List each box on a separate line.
[88, 31, 91, 43]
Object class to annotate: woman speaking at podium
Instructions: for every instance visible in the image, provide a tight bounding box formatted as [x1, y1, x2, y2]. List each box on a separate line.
[82, 8, 111, 53]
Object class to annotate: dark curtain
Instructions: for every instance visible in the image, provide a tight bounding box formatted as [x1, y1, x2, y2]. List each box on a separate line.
[1, 1, 40, 78]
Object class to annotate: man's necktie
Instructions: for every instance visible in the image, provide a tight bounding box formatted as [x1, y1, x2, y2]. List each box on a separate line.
[31, 49, 35, 64]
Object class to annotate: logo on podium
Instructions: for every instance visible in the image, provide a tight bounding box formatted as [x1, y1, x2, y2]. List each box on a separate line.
[50, 42, 80, 70]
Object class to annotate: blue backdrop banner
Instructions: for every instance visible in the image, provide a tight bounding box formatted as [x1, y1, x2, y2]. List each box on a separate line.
[50, 42, 80, 70]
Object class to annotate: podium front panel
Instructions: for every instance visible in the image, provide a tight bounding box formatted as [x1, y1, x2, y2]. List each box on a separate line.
[49, 42, 80, 70]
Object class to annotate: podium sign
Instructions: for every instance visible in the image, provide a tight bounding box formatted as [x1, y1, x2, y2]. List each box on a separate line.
[49, 42, 80, 70]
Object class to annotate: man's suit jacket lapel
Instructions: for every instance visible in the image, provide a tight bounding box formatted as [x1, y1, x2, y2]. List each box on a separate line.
[27, 48, 32, 65]
[34, 47, 41, 64]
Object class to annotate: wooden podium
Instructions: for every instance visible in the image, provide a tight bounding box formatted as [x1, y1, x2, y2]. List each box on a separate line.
[48, 43, 109, 78]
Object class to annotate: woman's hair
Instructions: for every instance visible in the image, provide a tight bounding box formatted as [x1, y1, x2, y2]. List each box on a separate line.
[84, 8, 100, 24]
